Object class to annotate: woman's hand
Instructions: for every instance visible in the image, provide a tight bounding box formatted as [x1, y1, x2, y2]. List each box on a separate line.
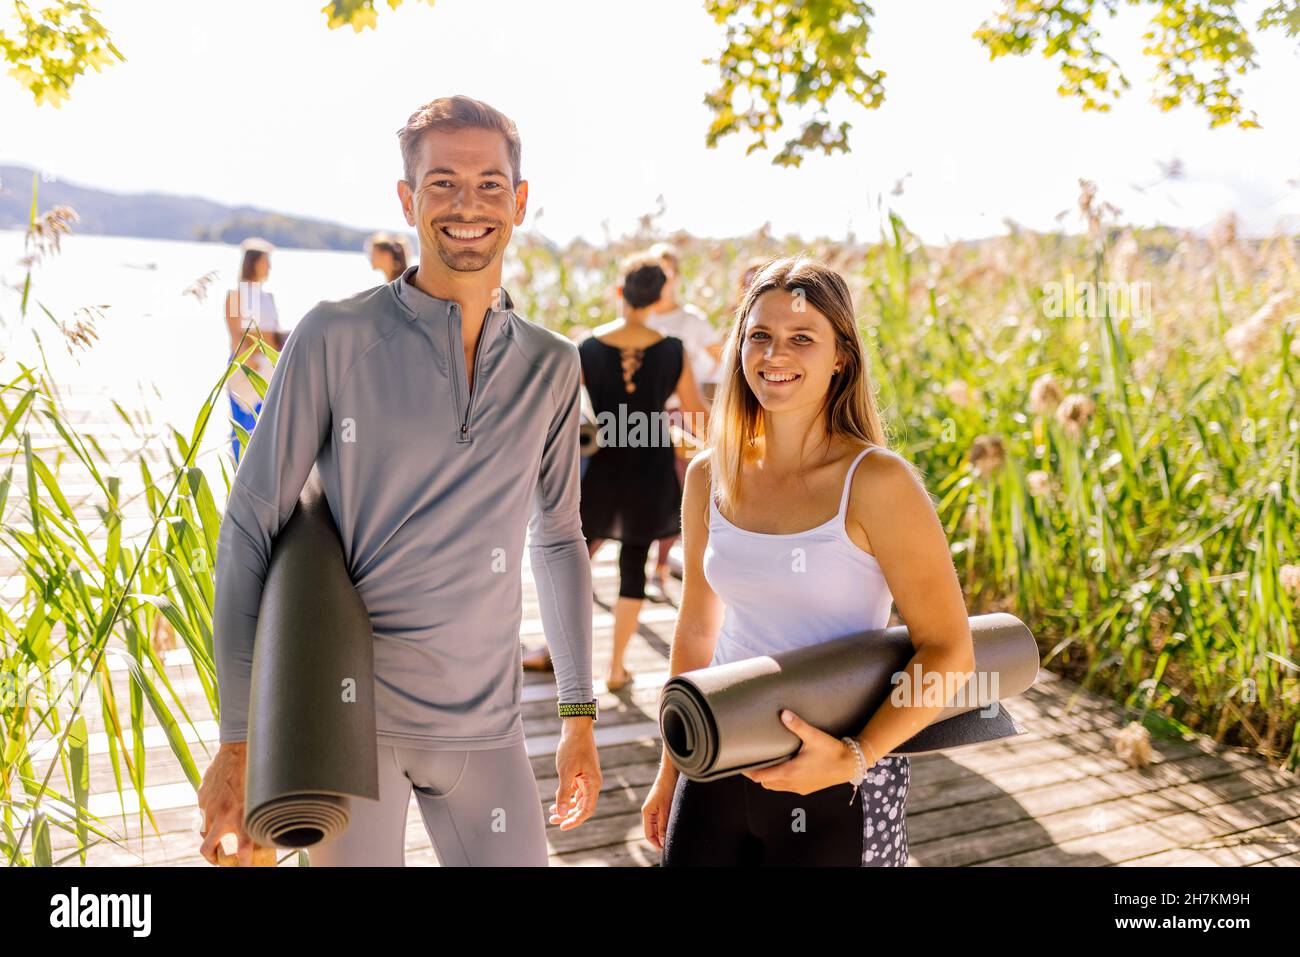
[641, 763, 680, 850]
[742, 709, 859, 795]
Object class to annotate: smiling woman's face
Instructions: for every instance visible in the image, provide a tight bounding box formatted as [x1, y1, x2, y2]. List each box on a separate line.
[400, 126, 528, 273]
[740, 289, 841, 412]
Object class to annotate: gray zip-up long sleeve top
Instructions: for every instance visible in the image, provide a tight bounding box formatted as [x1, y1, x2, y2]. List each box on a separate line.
[212, 266, 594, 750]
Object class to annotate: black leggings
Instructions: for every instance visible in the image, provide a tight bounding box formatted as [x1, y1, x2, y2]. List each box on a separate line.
[591, 538, 653, 600]
[661, 755, 911, 866]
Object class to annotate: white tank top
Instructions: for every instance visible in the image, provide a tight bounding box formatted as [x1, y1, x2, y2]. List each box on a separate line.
[703, 445, 895, 667]
[225, 283, 281, 412]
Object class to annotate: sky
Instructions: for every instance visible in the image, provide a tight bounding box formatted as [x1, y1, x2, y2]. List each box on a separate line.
[2, 0, 1299, 245]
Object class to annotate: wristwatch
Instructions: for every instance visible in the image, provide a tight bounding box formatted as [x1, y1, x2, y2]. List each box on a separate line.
[557, 700, 598, 722]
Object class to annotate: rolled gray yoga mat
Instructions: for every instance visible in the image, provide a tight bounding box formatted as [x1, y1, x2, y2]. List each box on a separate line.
[659, 613, 1039, 782]
[243, 468, 379, 848]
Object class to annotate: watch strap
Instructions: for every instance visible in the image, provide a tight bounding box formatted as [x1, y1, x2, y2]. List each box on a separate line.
[558, 700, 598, 721]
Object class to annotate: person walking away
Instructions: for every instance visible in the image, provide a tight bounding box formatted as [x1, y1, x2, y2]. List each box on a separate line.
[522, 255, 706, 690]
[223, 238, 284, 464]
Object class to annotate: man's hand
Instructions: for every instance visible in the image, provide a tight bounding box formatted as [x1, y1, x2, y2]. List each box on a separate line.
[197, 742, 259, 865]
[549, 718, 601, 830]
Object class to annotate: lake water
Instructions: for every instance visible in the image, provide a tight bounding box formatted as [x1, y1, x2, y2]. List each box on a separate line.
[0, 229, 393, 459]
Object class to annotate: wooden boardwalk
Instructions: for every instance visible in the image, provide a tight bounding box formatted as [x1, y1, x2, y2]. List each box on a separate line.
[25, 544, 1299, 868]
[11, 388, 1300, 867]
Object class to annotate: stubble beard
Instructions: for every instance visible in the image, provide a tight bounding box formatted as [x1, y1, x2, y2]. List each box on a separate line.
[430, 220, 507, 273]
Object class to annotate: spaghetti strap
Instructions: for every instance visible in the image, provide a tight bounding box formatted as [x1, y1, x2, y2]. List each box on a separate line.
[706, 457, 721, 523]
[837, 446, 881, 518]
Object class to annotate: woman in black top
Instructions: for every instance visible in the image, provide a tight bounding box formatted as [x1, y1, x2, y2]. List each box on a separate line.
[523, 256, 707, 689]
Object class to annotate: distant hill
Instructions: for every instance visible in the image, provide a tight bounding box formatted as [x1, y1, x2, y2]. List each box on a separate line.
[0, 164, 409, 251]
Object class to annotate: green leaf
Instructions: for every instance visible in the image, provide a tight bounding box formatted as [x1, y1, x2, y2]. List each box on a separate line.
[68, 716, 90, 862]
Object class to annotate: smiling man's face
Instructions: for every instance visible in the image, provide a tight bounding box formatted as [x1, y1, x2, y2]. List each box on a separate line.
[399, 126, 528, 274]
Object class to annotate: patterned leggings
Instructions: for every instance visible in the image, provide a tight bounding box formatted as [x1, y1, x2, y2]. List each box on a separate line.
[662, 755, 910, 866]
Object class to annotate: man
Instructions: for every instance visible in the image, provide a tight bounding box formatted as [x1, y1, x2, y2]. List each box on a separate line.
[197, 95, 601, 867]
[643, 241, 721, 600]
[645, 242, 722, 395]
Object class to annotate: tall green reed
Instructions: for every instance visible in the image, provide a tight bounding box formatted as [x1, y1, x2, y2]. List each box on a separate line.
[1, 176, 274, 865]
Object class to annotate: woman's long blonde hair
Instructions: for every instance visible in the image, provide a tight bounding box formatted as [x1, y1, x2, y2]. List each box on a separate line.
[707, 255, 895, 511]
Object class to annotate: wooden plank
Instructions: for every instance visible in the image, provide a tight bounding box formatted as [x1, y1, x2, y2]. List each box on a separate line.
[1116, 817, 1300, 867]
[976, 785, 1300, 867]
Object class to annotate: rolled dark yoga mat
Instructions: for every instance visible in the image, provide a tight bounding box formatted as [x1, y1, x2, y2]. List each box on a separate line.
[659, 613, 1040, 782]
[243, 467, 379, 848]
[579, 386, 601, 457]
[579, 417, 600, 457]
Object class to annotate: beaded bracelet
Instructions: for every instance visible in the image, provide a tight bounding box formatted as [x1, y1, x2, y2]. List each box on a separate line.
[557, 700, 598, 721]
[841, 736, 882, 805]
[841, 737, 868, 805]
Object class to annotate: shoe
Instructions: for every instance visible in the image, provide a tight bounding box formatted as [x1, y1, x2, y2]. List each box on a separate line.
[606, 668, 635, 692]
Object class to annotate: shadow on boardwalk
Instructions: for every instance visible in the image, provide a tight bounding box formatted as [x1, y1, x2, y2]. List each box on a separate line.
[23, 488, 1300, 868]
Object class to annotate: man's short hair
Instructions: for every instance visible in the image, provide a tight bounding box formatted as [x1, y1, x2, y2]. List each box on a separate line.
[397, 95, 522, 188]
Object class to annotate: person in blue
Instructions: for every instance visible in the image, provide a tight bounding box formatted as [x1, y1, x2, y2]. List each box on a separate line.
[222, 238, 285, 463]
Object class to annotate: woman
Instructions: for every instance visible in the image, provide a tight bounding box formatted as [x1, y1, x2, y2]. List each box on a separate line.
[523, 256, 707, 690]
[223, 238, 285, 464]
[366, 231, 411, 282]
[642, 256, 977, 866]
